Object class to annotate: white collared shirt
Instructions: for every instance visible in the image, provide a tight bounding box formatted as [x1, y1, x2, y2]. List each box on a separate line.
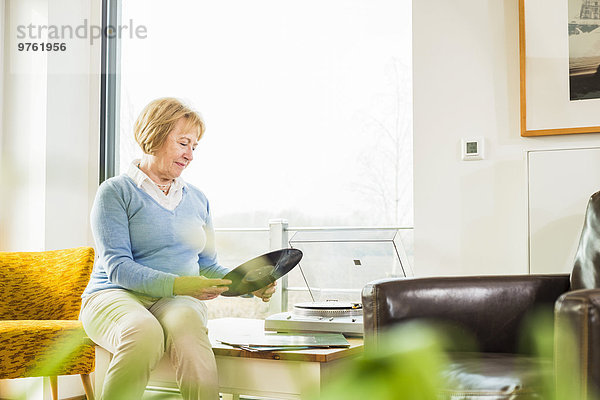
[127, 159, 185, 211]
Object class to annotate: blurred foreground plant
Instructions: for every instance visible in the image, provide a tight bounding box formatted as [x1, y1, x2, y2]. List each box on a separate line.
[316, 322, 450, 400]
[317, 309, 597, 400]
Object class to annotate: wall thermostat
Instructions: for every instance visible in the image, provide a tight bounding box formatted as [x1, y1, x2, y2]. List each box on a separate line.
[461, 138, 484, 161]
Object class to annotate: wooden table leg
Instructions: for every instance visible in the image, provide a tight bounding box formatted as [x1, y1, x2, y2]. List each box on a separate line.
[49, 376, 58, 400]
[81, 373, 95, 400]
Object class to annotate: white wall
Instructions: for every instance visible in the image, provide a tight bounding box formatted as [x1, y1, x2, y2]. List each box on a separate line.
[0, 0, 100, 252]
[0, 0, 100, 398]
[413, 0, 600, 277]
[0, 0, 48, 251]
[0, 0, 5, 249]
[527, 147, 600, 274]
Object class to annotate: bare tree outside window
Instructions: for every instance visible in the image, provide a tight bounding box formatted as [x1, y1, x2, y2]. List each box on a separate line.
[355, 58, 413, 227]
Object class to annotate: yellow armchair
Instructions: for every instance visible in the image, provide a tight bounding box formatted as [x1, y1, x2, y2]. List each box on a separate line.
[0, 247, 96, 400]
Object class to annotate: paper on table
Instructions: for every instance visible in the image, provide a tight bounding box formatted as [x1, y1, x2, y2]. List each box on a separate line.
[237, 346, 313, 352]
[217, 332, 350, 348]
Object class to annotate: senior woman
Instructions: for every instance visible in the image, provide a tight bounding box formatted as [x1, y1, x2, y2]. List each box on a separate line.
[80, 97, 275, 400]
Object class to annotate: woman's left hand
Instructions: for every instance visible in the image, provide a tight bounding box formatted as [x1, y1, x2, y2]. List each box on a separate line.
[252, 281, 277, 302]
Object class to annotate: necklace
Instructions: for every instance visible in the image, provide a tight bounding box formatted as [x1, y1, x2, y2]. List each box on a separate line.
[155, 181, 172, 195]
[138, 162, 172, 194]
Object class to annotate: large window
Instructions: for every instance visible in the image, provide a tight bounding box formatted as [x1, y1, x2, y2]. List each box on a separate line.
[106, 0, 413, 317]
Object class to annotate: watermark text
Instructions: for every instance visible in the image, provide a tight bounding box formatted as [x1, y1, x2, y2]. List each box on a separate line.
[16, 19, 147, 45]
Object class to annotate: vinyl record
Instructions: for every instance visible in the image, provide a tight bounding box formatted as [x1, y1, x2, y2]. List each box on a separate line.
[221, 248, 303, 296]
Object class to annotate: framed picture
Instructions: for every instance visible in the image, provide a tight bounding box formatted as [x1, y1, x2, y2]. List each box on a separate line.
[519, 0, 600, 136]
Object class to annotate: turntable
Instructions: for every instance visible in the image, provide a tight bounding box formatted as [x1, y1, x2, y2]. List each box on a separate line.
[265, 228, 412, 337]
[266, 300, 364, 337]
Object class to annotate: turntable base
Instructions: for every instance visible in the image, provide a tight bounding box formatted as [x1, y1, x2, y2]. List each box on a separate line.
[266, 300, 364, 337]
[265, 311, 364, 337]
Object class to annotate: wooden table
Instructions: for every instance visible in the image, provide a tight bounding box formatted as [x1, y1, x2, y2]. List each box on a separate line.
[146, 318, 364, 399]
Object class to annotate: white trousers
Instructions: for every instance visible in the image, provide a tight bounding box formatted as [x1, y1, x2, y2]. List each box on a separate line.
[80, 289, 219, 400]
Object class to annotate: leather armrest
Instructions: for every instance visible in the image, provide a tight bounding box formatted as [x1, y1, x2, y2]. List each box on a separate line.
[555, 288, 600, 400]
[362, 275, 570, 353]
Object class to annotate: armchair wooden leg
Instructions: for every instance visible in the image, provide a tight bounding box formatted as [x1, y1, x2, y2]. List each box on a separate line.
[81, 373, 95, 400]
[49, 376, 58, 400]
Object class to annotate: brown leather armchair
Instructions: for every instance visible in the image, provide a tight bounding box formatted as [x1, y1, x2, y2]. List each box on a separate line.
[558, 190, 600, 400]
[362, 192, 600, 400]
[363, 275, 570, 399]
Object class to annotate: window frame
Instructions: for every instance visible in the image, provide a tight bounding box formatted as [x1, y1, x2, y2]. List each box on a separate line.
[99, 0, 120, 183]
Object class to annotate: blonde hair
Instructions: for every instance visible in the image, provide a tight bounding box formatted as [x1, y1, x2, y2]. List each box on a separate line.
[134, 97, 205, 155]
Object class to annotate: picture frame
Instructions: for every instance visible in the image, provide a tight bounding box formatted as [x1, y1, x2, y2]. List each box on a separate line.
[519, 0, 600, 137]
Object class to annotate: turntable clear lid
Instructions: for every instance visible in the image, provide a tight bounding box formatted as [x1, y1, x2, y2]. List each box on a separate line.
[286, 228, 412, 306]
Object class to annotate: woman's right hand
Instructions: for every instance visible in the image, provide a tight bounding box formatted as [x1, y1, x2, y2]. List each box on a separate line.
[173, 276, 232, 300]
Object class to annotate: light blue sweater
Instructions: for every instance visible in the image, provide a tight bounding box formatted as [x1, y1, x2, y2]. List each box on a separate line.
[83, 175, 229, 298]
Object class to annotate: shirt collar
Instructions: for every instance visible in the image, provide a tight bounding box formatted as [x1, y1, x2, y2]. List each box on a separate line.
[127, 159, 186, 190]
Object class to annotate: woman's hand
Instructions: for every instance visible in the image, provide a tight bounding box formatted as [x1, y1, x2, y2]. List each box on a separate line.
[173, 276, 232, 300]
[252, 281, 277, 302]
